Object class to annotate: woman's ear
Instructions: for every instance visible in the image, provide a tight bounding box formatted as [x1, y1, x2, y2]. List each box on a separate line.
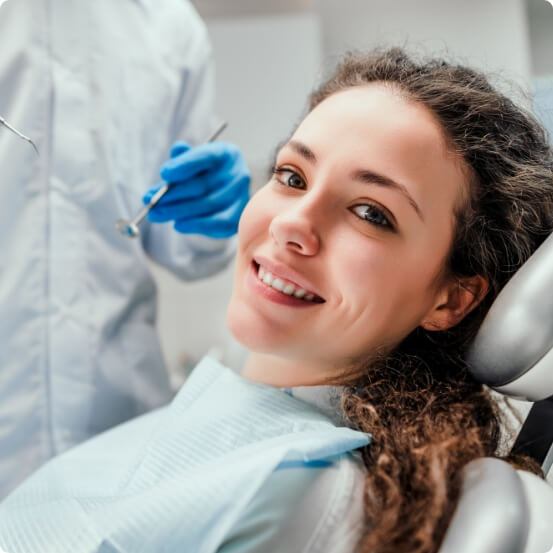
[420, 275, 489, 331]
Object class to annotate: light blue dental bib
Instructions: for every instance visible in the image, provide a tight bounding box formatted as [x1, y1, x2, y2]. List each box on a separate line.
[0, 357, 369, 553]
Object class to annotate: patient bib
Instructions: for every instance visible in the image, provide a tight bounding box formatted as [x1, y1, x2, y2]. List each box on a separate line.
[0, 357, 369, 553]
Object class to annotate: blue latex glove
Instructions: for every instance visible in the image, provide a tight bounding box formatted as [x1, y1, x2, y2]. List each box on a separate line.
[143, 141, 250, 239]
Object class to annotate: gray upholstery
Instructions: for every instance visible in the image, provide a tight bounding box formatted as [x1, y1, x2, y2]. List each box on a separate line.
[467, 232, 553, 390]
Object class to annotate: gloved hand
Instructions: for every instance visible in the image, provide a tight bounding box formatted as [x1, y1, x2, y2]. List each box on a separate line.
[143, 141, 250, 239]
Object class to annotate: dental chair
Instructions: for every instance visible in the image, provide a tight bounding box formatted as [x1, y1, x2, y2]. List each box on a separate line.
[438, 232, 553, 553]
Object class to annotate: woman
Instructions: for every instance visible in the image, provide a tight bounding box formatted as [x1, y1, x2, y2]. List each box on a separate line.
[1, 48, 553, 553]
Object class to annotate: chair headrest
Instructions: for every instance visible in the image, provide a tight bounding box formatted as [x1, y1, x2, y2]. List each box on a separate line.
[466, 232, 553, 401]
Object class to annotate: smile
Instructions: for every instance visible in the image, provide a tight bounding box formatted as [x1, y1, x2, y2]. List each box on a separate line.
[252, 261, 325, 304]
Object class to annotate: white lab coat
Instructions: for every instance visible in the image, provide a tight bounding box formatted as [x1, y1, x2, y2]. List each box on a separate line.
[0, 0, 234, 497]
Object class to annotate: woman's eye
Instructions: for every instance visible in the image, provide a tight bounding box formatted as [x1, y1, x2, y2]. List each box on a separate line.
[272, 167, 306, 190]
[351, 203, 394, 231]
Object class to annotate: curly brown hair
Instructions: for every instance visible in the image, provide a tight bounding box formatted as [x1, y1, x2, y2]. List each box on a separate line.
[309, 48, 553, 553]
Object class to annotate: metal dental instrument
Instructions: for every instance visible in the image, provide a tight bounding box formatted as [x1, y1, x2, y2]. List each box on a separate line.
[115, 121, 228, 239]
[0, 115, 39, 156]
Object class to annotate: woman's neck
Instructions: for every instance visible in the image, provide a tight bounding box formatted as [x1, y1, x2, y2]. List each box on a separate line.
[240, 352, 338, 387]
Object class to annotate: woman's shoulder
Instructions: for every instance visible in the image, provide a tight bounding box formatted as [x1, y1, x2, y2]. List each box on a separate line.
[219, 452, 366, 553]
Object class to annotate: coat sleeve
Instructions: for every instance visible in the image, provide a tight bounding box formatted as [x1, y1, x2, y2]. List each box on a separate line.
[139, 1, 236, 281]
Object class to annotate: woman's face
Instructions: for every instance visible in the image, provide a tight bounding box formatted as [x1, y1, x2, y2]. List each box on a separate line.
[227, 84, 469, 382]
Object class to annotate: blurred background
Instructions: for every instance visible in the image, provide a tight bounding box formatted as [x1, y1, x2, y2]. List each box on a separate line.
[151, 0, 553, 387]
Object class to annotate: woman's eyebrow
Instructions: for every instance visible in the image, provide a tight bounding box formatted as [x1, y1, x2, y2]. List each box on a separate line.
[352, 169, 424, 221]
[285, 140, 317, 164]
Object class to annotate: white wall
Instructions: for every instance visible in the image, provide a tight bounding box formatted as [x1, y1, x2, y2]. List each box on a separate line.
[316, 0, 532, 85]
[527, 0, 553, 144]
[527, 0, 553, 77]
[207, 12, 323, 183]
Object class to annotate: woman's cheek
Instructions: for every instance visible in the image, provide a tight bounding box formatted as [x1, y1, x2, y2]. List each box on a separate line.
[237, 197, 258, 243]
[237, 188, 273, 245]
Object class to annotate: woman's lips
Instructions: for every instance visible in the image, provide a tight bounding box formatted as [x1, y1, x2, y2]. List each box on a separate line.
[248, 262, 324, 307]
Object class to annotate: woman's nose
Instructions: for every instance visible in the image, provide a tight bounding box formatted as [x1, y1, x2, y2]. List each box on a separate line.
[269, 207, 320, 256]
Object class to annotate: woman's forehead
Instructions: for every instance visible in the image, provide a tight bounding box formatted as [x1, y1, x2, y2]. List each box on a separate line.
[297, 85, 445, 147]
[285, 86, 458, 184]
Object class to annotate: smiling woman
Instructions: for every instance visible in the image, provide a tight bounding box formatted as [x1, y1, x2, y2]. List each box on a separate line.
[1, 47, 553, 553]
[227, 47, 553, 552]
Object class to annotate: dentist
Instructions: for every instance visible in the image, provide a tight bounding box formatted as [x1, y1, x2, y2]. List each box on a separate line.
[0, 0, 249, 497]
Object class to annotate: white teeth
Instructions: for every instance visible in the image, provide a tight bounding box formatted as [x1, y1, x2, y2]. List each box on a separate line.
[256, 263, 320, 302]
[271, 278, 284, 292]
[282, 284, 295, 295]
[272, 278, 284, 291]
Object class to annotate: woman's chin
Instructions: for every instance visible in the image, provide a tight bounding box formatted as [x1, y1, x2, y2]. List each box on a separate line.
[225, 302, 286, 353]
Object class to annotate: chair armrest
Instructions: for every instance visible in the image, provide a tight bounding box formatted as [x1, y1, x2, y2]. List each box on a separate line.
[438, 458, 529, 553]
[517, 470, 553, 553]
